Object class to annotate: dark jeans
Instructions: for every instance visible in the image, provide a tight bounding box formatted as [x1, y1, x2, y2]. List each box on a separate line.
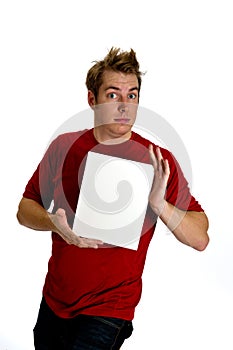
[33, 297, 133, 349]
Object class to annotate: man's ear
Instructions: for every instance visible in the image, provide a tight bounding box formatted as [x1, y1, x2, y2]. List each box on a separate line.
[88, 90, 96, 109]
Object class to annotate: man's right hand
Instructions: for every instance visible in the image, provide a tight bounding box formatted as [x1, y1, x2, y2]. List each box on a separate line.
[49, 208, 103, 249]
[17, 198, 103, 249]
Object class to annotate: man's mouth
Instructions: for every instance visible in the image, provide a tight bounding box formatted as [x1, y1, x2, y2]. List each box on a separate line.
[113, 118, 130, 124]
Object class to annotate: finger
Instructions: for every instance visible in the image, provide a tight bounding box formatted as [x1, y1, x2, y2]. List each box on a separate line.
[148, 144, 158, 167]
[163, 159, 170, 177]
[155, 146, 163, 163]
[85, 238, 104, 248]
[55, 208, 69, 228]
[155, 147, 170, 175]
[55, 208, 66, 217]
[78, 237, 104, 249]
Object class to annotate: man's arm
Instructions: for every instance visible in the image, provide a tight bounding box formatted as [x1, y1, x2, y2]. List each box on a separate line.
[158, 202, 209, 251]
[17, 197, 103, 249]
[148, 145, 209, 251]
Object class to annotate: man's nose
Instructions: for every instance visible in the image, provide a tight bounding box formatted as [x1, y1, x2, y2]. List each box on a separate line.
[118, 102, 128, 114]
[118, 96, 128, 113]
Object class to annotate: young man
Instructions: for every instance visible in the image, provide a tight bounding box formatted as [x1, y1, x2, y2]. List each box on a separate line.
[17, 48, 209, 349]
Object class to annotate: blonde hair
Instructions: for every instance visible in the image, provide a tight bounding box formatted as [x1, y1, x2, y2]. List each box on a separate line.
[86, 47, 143, 99]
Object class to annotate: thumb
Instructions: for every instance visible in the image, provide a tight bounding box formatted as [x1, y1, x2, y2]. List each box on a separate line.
[55, 208, 66, 217]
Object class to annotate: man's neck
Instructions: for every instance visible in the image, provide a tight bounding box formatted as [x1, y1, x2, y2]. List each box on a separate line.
[93, 127, 132, 145]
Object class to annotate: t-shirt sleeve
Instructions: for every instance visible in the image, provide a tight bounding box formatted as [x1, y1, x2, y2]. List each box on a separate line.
[22, 131, 86, 211]
[23, 137, 60, 210]
[163, 149, 204, 212]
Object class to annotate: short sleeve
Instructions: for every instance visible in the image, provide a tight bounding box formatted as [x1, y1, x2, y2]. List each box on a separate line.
[22, 131, 85, 210]
[23, 140, 57, 209]
[163, 149, 204, 212]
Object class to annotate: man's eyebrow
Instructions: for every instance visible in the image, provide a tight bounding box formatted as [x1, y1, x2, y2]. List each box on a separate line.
[104, 86, 120, 91]
[129, 86, 139, 91]
[104, 86, 139, 91]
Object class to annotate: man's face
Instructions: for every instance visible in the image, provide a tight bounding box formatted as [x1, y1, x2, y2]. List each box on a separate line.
[89, 70, 139, 140]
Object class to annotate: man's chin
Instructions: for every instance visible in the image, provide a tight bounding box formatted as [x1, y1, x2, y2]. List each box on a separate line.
[96, 124, 131, 143]
[111, 122, 133, 134]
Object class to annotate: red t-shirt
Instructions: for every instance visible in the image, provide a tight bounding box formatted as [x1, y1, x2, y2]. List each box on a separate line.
[23, 129, 203, 320]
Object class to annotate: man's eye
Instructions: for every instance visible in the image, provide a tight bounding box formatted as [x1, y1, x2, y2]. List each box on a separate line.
[108, 93, 117, 99]
[128, 93, 137, 99]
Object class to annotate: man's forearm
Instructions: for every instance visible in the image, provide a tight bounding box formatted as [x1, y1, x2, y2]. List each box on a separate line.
[17, 197, 104, 248]
[17, 197, 57, 232]
[158, 201, 209, 251]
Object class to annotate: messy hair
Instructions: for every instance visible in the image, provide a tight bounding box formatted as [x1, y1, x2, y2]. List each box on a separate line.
[86, 47, 144, 99]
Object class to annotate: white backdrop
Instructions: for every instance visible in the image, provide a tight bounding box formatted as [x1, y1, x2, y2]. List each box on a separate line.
[1, 1, 233, 349]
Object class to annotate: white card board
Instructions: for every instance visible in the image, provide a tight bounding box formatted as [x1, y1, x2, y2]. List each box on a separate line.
[72, 152, 154, 250]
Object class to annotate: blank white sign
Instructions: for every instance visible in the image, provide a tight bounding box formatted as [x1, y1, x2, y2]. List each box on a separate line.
[72, 151, 154, 250]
